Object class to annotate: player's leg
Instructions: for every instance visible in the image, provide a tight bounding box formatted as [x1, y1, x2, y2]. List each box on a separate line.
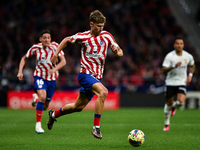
[172, 93, 186, 108]
[47, 92, 89, 130]
[163, 97, 173, 131]
[171, 86, 186, 116]
[90, 82, 108, 139]
[33, 76, 48, 134]
[43, 80, 56, 110]
[177, 93, 186, 104]
[35, 89, 47, 134]
[57, 92, 89, 115]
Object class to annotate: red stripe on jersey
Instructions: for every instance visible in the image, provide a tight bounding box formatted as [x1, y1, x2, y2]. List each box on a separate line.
[81, 46, 95, 74]
[47, 63, 53, 80]
[93, 37, 102, 76]
[38, 48, 42, 60]
[88, 38, 94, 54]
[37, 65, 43, 78]
[40, 63, 48, 80]
[44, 48, 48, 59]
[99, 57, 104, 76]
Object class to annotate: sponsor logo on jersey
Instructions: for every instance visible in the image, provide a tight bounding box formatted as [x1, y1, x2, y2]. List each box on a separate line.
[86, 53, 101, 58]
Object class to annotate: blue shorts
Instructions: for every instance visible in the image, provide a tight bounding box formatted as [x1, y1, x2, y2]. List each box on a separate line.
[78, 73, 101, 101]
[34, 76, 56, 102]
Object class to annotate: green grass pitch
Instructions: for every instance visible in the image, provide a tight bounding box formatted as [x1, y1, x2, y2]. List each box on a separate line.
[0, 107, 199, 150]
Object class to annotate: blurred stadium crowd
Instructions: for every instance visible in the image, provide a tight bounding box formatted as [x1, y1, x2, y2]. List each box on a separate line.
[1, 0, 200, 93]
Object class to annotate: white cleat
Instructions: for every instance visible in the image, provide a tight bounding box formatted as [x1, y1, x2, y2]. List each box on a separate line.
[32, 93, 38, 107]
[35, 122, 44, 134]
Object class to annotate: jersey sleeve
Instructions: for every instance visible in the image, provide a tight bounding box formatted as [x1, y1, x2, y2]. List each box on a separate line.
[162, 54, 171, 67]
[70, 33, 81, 44]
[105, 32, 119, 47]
[25, 45, 37, 58]
[188, 54, 195, 66]
[58, 50, 64, 56]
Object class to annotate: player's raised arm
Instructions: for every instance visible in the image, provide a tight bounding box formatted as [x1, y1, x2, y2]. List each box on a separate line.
[51, 36, 71, 66]
[110, 44, 123, 57]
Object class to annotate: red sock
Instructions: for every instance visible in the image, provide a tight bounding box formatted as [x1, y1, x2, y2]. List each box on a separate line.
[54, 108, 63, 118]
[94, 114, 101, 126]
[36, 110, 43, 122]
[35, 98, 39, 103]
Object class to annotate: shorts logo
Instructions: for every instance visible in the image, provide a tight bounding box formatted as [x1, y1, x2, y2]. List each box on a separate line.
[37, 79, 44, 88]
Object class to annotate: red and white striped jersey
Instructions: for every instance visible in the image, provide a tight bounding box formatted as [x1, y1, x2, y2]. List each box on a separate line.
[71, 30, 119, 79]
[25, 41, 64, 81]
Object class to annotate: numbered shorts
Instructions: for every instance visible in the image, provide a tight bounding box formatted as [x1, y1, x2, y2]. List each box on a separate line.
[78, 73, 101, 101]
[165, 85, 186, 99]
[34, 76, 56, 102]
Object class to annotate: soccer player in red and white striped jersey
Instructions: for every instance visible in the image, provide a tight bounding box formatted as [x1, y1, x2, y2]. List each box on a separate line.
[47, 10, 123, 139]
[17, 30, 66, 134]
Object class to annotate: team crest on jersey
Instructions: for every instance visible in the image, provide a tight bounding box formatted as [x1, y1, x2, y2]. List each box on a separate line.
[100, 41, 105, 46]
[48, 49, 52, 53]
[185, 60, 187, 64]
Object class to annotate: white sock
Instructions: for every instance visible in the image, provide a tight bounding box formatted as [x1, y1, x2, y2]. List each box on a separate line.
[36, 122, 41, 127]
[164, 104, 171, 125]
[93, 126, 100, 129]
[52, 112, 55, 118]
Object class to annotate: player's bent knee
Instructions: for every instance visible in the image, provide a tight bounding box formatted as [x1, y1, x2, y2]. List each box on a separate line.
[99, 89, 108, 102]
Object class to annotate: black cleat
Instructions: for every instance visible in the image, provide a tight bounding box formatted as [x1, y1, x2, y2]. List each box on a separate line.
[47, 109, 57, 130]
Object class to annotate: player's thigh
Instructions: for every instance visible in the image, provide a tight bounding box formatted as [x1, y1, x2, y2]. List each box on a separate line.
[177, 93, 186, 103]
[90, 82, 108, 97]
[74, 93, 90, 109]
[36, 89, 47, 102]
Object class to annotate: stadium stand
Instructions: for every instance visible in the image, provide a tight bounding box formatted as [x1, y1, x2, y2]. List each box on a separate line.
[0, 0, 200, 98]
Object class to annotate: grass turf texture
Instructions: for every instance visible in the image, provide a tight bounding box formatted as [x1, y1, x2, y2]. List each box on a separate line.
[0, 108, 199, 150]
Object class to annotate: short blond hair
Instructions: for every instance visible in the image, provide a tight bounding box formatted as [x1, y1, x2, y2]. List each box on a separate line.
[89, 10, 106, 23]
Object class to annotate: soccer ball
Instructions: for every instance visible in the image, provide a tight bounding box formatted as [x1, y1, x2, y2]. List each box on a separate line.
[127, 129, 145, 147]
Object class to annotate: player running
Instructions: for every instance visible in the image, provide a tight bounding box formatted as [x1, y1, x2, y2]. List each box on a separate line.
[17, 30, 66, 134]
[162, 37, 195, 131]
[47, 10, 123, 139]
